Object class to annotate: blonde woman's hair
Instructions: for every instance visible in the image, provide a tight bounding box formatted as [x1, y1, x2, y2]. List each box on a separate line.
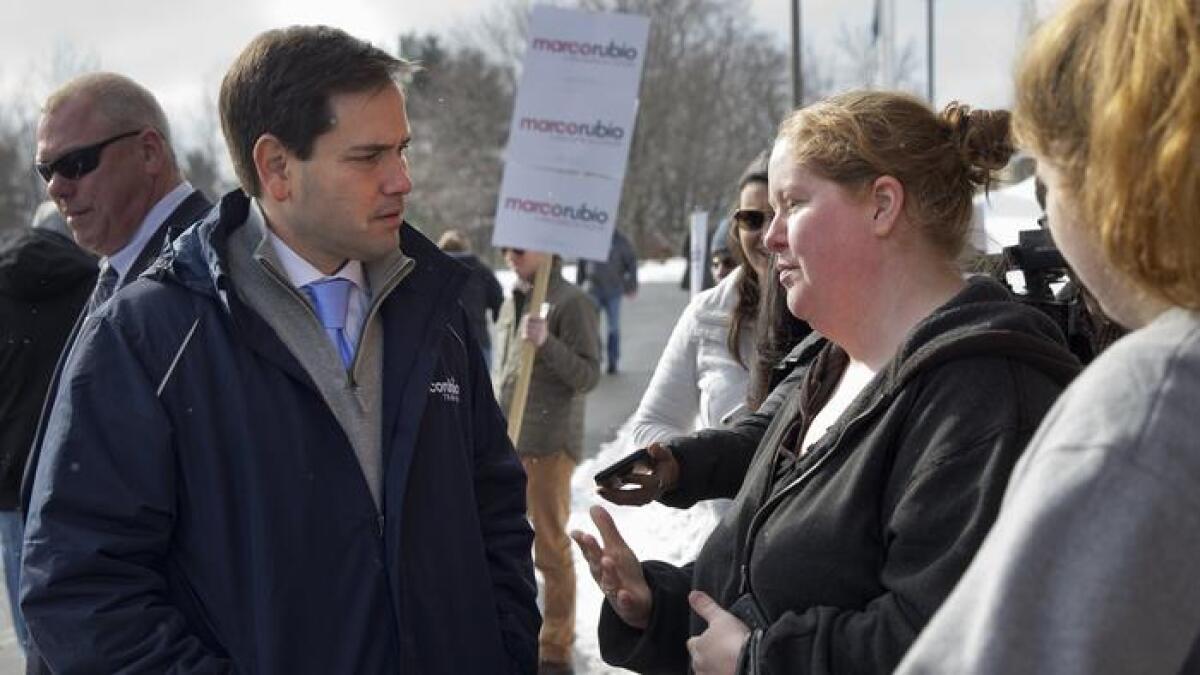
[1014, 0, 1200, 309]
[777, 90, 1013, 258]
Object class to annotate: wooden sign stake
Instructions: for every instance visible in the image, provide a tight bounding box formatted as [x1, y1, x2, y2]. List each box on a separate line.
[506, 255, 553, 444]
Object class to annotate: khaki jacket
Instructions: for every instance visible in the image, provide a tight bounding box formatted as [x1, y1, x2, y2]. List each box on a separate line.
[496, 264, 601, 460]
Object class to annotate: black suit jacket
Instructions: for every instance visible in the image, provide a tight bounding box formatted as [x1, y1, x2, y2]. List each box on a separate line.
[19, 188, 213, 515]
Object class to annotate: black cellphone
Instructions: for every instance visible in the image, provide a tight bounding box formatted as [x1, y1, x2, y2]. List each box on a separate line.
[593, 449, 652, 485]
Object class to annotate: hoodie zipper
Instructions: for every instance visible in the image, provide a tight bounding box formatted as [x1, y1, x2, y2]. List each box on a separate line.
[737, 395, 887, 598]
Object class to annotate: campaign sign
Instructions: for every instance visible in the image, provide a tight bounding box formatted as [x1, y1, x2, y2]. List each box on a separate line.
[506, 90, 639, 177]
[520, 5, 650, 93]
[494, 5, 649, 261]
[494, 164, 622, 261]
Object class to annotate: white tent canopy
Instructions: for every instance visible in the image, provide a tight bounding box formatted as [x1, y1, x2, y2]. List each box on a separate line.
[969, 176, 1042, 254]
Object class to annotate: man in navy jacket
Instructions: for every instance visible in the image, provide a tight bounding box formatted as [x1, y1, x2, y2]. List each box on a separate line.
[21, 25, 539, 674]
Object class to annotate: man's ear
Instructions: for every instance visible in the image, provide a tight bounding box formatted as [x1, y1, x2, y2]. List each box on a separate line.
[869, 175, 904, 237]
[253, 134, 291, 202]
[137, 128, 170, 175]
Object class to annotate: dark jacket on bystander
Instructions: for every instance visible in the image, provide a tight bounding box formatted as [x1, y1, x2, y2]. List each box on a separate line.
[0, 230, 95, 510]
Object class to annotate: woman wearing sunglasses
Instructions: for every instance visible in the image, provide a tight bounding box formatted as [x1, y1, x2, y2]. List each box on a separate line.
[899, 0, 1200, 672]
[575, 90, 1082, 675]
[616, 165, 772, 467]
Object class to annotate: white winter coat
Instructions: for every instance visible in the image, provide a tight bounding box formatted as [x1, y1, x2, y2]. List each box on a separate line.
[629, 267, 753, 447]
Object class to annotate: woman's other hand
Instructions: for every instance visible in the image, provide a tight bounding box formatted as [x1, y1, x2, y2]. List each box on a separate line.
[596, 443, 680, 506]
[687, 591, 750, 675]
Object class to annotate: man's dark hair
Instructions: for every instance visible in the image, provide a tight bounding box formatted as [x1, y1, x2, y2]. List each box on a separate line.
[219, 25, 411, 196]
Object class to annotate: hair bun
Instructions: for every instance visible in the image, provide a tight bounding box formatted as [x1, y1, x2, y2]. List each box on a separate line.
[941, 102, 1015, 186]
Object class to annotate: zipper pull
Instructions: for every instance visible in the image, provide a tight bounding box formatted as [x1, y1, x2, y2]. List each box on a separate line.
[377, 515, 385, 538]
[739, 564, 750, 595]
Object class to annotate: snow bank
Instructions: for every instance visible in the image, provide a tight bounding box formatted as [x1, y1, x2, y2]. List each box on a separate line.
[495, 258, 688, 295]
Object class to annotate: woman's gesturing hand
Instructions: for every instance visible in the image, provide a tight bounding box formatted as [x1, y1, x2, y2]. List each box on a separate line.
[571, 505, 653, 629]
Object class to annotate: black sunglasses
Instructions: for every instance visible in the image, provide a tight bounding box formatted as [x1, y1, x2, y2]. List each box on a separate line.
[732, 209, 774, 232]
[35, 130, 141, 182]
[501, 247, 526, 256]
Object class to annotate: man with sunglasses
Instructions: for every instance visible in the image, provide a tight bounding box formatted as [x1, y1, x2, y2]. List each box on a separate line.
[20, 27, 537, 675]
[17, 71, 212, 674]
[33, 73, 211, 303]
[20, 73, 212, 511]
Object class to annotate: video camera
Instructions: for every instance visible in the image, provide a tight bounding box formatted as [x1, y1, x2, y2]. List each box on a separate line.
[1003, 229, 1068, 302]
[1000, 228, 1074, 337]
[995, 227, 1122, 364]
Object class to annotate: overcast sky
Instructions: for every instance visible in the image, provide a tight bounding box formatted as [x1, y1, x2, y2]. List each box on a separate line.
[0, 0, 1057, 149]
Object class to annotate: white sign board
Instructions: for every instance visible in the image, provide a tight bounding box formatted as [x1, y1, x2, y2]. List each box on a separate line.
[519, 5, 650, 93]
[689, 211, 708, 298]
[494, 164, 623, 261]
[493, 5, 650, 261]
[506, 90, 639, 177]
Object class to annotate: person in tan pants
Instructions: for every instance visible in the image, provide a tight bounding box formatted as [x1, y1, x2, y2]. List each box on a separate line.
[497, 249, 601, 675]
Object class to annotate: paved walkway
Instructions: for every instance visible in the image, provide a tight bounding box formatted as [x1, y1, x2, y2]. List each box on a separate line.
[0, 572, 21, 673]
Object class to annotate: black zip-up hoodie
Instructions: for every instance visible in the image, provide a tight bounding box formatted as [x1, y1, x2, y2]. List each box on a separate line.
[0, 229, 95, 509]
[599, 277, 1081, 674]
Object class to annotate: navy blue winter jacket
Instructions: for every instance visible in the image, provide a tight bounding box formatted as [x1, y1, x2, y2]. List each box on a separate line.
[21, 191, 539, 674]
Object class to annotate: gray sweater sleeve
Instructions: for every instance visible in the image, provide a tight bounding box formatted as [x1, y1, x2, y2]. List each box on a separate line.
[897, 436, 1200, 674]
[898, 312, 1200, 674]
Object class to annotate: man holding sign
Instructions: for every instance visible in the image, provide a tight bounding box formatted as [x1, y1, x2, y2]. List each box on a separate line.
[496, 247, 600, 675]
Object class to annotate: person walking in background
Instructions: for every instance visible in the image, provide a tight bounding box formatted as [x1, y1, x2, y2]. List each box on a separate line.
[577, 228, 637, 374]
[899, 0, 1200, 671]
[437, 229, 504, 370]
[497, 247, 600, 675]
[0, 204, 96, 657]
[21, 26, 537, 674]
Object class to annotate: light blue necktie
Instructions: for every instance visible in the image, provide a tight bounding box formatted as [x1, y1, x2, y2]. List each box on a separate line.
[303, 277, 355, 369]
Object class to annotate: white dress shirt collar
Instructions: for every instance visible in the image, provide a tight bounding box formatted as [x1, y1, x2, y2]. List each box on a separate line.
[253, 200, 370, 346]
[264, 221, 367, 296]
[105, 181, 194, 285]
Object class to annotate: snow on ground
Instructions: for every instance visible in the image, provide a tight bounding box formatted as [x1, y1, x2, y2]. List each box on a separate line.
[567, 416, 726, 674]
[495, 258, 687, 295]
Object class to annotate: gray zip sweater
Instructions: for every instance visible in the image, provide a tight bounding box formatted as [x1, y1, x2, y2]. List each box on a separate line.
[898, 307, 1200, 674]
[226, 202, 413, 508]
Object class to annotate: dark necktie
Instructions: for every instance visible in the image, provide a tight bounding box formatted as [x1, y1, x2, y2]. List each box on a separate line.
[303, 277, 356, 369]
[85, 263, 119, 316]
